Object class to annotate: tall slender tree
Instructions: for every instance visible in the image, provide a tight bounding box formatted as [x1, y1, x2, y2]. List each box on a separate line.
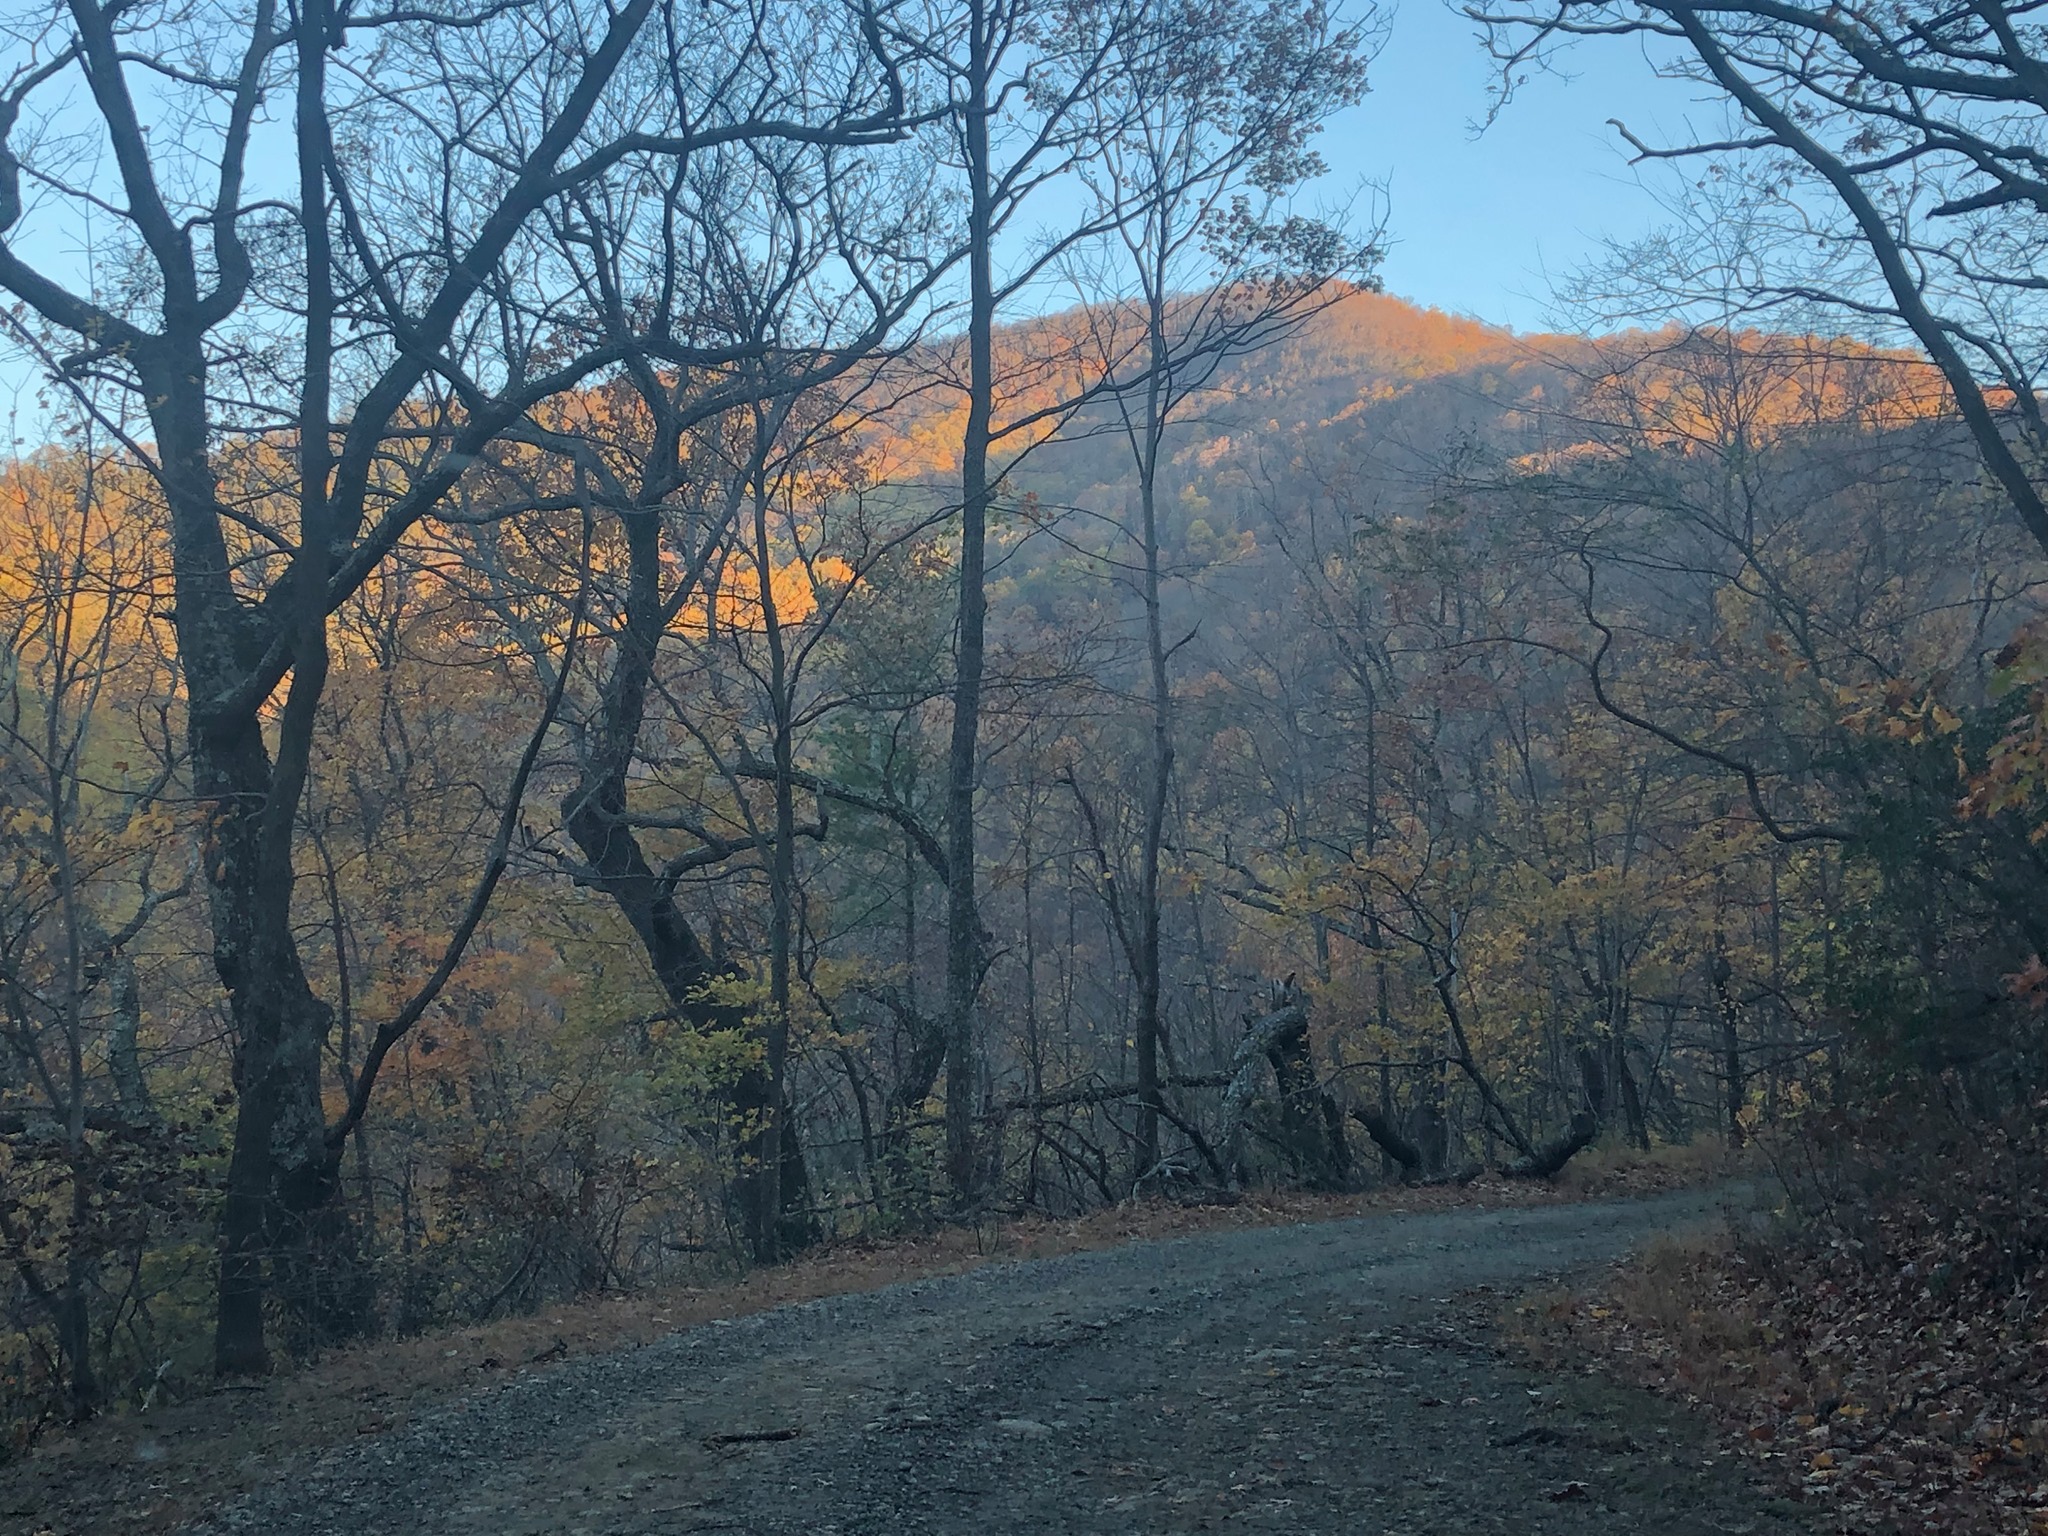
[1071, 0, 1375, 1177]
[919, 0, 1145, 1203]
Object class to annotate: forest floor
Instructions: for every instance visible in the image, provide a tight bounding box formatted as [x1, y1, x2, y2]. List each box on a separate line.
[7, 1162, 1820, 1536]
[1511, 1122, 2048, 1536]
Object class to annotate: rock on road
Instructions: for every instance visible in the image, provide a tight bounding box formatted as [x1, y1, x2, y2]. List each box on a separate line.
[192, 1190, 1808, 1535]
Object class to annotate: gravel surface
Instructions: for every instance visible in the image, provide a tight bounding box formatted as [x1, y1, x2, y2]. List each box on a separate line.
[187, 1188, 1808, 1535]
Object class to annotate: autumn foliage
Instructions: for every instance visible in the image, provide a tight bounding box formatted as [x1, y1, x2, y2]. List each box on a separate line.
[1, 286, 2044, 1453]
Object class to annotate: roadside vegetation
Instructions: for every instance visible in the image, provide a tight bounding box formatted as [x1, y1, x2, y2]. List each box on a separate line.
[1517, 1114, 2048, 1532]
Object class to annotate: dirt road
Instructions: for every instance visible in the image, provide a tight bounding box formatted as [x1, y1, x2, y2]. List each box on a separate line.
[190, 1189, 1806, 1535]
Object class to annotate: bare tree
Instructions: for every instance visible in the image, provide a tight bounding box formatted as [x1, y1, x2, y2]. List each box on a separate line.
[451, 119, 947, 1258]
[0, 0, 910, 1372]
[904, 0, 1154, 1204]
[1471, 0, 2048, 556]
[1066, 0, 1375, 1179]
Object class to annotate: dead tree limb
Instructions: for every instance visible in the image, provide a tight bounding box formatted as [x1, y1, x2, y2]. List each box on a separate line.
[1429, 962, 1536, 1159]
[736, 752, 947, 885]
[886, 1070, 1236, 1138]
[1153, 1098, 1229, 1185]
[1217, 998, 1311, 1180]
[1347, 1104, 1424, 1177]
[1502, 1111, 1600, 1179]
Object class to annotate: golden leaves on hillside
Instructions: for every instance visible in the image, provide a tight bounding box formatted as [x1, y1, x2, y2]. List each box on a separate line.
[681, 554, 856, 635]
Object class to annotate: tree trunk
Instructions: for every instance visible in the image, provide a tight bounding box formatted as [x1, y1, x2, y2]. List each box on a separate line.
[1349, 1103, 1423, 1177]
[1261, 1009, 1350, 1190]
[140, 341, 353, 1375]
[1712, 941, 1745, 1149]
[1503, 1047, 1609, 1179]
[1614, 1038, 1651, 1152]
[1218, 986, 1347, 1189]
[943, 0, 996, 1209]
[754, 458, 808, 1261]
[1503, 1111, 1600, 1179]
[877, 994, 948, 1213]
[60, 1158, 99, 1418]
[562, 786, 813, 1259]
[563, 499, 813, 1261]
[1131, 358, 1172, 1184]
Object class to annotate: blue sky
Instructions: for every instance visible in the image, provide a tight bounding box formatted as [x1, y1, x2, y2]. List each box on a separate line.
[0, 1, 1708, 441]
[1338, 1, 1708, 330]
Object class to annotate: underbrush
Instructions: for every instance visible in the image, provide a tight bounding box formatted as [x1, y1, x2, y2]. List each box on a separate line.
[1513, 1106, 2048, 1534]
[1553, 1136, 1732, 1194]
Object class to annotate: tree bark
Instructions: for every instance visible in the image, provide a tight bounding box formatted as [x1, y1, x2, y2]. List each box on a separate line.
[1261, 1010, 1350, 1190]
[1129, 281, 1173, 1182]
[142, 320, 354, 1374]
[1218, 986, 1347, 1189]
[1712, 937, 1745, 1149]
[751, 451, 809, 1261]
[943, 0, 996, 1209]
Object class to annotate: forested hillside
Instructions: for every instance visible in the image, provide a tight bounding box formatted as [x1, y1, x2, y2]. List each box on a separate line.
[7, 287, 2043, 1436]
[3, 0, 2047, 1488]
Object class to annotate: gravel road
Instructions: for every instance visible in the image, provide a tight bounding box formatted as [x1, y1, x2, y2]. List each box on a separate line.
[189, 1189, 1807, 1535]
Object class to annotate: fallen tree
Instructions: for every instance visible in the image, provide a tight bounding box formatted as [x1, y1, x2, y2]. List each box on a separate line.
[1349, 1042, 1608, 1184]
[1502, 1109, 1601, 1179]
[1218, 980, 1351, 1190]
[1347, 1104, 1424, 1177]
